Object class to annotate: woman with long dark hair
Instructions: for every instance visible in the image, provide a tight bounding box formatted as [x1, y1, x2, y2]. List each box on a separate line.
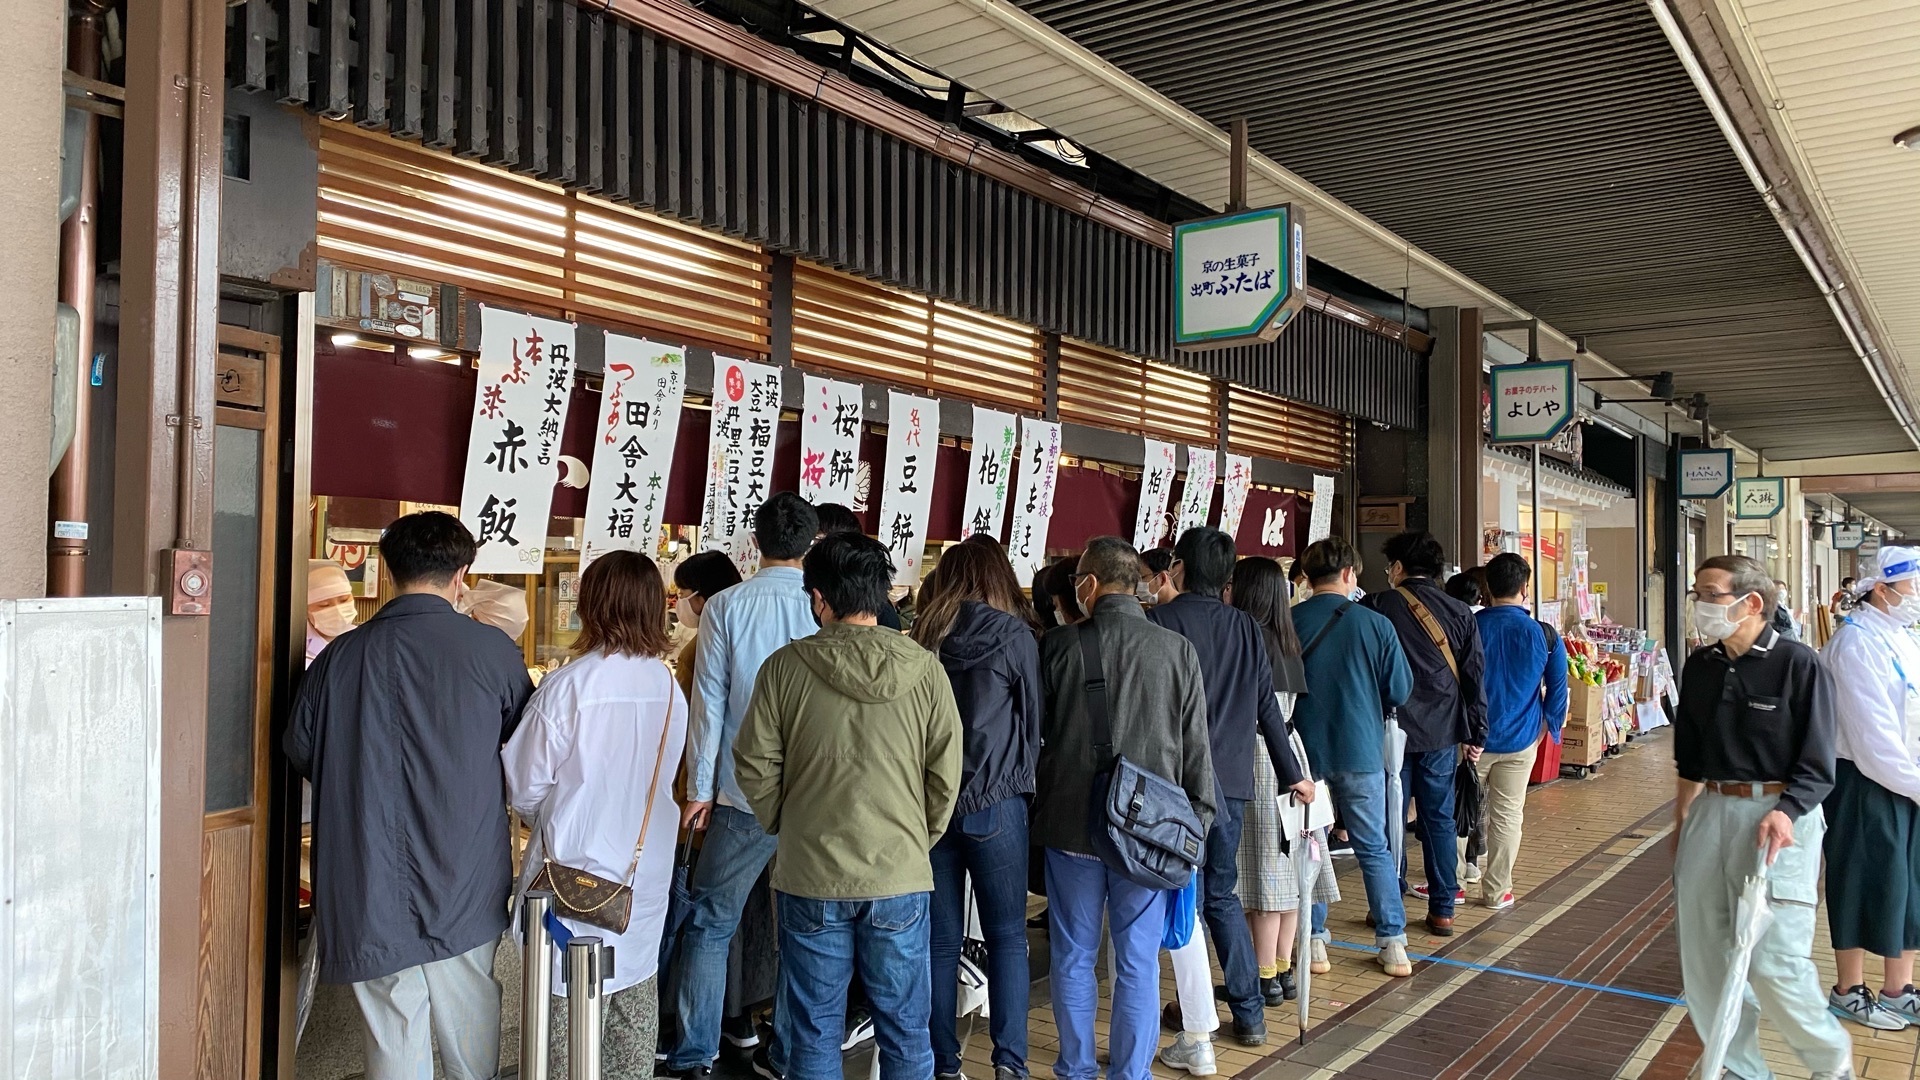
[1230, 556, 1339, 1003]
[912, 535, 1043, 1080]
[503, 550, 688, 1077]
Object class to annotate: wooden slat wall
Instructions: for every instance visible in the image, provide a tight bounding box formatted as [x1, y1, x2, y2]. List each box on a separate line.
[197, 823, 259, 1080]
[1228, 385, 1353, 471]
[1057, 338, 1217, 447]
[792, 262, 1044, 412]
[318, 122, 772, 355]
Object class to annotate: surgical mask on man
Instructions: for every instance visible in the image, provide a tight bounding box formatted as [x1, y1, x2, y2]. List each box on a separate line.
[675, 594, 702, 633]
[309, 599, 356, 640]
[1691, 594, 1751, 641]
[1887, 586, 1920, 626]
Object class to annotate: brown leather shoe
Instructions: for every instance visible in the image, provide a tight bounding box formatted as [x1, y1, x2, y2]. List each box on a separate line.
[1426, 916, 1454, 937]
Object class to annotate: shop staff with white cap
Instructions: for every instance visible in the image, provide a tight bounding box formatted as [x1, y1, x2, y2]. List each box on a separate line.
[307, 559, 357, 666]
[1822, 545, 1920, 1030]
[1672, 553, 1853, 1080]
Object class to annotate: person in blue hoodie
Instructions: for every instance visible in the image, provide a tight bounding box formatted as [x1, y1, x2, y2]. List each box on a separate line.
[910, 535, 1044, 1080]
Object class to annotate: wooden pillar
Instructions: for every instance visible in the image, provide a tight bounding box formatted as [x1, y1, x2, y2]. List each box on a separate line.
[1426, 307, 1484, 567]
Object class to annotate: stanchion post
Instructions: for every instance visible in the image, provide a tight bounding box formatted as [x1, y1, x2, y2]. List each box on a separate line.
[564, 935, 611, 1080]
[522, 891, 555, 1080]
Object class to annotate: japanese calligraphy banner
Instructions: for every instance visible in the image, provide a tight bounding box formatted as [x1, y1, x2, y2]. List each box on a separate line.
[700, 357, 783, 571]
[1133, 439, 1178, 550]
[1006, 418, 1062, 583]
[1174, 446, 1218, 540]
[459, 307, 577, 574]
[1307, 474, 1336, 546]
[582, 336, 685, 568]
[1218, 453, 1254, 540]
[799, 374, 863, 506]
[878, 391, 941, 585]
[961, 406, 1019, 541]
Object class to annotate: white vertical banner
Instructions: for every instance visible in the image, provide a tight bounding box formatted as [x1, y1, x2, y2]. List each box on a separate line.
[960, 406, 1019, 540]
[877, 391, 940, 585]
[581, 336, 685, 568]
[1006, 419, 1062, 583]
[699, 356, 783, 571]
[1175, 446, 1218, 540]
[1133, 439, 1178, 550]
[459, 307, 578, 574]
[799, 374, 863, 506]
[1307, 473, 1337, 545]
[1219, 453, 1254, 539]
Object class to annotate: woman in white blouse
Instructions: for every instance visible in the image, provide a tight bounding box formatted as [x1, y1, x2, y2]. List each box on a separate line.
[1821, 546, 1920, 1031]
[504, 549, 689, 1078]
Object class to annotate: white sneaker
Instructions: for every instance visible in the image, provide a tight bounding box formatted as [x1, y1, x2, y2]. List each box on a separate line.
[1462, 862, 1482, 884]
[1881, 984, 1920, 1025]
[1830, 984, 1908, 1030]
[1158, 1032, 1218, 1076]
[1378, 942, 1413, 978]
[1485, 891, 1516, 911]
[1309, 938, 1331, 974]
[1809, 1069, 1856, 1080]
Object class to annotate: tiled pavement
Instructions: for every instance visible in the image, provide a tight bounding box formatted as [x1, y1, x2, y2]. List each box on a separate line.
[950, 731, 1920, 1080]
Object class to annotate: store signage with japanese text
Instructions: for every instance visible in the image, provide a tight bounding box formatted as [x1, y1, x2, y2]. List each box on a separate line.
[878, 392, 941, 585]
[1488, 360, 1576, 443]
[1218, 453, 1254, 539]
[581, 336, 684, 568]
[1173, 205, 1305, 349]
[1006, 419, 1062, 583]
[1134, 439, 1178, 549]
[961, 406, 1018, 541]
[1833, 523, 1866, 550]
[700, 357, 783, 570]
[799, 374, 863, 506]
[1307, 474, 1336, 545]
[1677, 448, 1735, 499]
[1733, 477, 1785, 519]
[458, 307, 576, 574]
[1175, 447, 1217, 539]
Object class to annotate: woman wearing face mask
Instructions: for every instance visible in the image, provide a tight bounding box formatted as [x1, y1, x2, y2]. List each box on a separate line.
[306, 560, 357, 665]
[1820, 546, 1920, 1030]
[1034, 557, 1085, 629]
[669, 550, 743, 699]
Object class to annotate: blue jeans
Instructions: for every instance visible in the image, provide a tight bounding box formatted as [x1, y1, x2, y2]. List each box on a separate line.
[1045, 849, 1168, 1080]
[930, 799, 1030, 1077]
[1201, 797, 1264, 1028]
[668, 804, 782, 1071]
[1323, 770, 1407, 945]
[1398, 747, 1460, 918]
[776, 892, 933, 1080]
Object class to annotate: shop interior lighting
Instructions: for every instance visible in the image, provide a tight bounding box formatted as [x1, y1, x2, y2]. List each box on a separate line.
[330, 333, 359, 346]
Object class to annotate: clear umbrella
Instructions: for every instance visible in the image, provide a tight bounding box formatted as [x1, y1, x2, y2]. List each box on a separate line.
[1696, 847, 1774, 1080]
[1294, 826, 1318, 1046]
[1384, 711, 1407, 883]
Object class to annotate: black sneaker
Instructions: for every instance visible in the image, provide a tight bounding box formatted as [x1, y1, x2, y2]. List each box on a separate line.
[723, 1011, 761, 1050]
[1232, 1015, 1267, 1046]
[751, 1045, 784, 1080]
[1279, 968, 1299, 1001]
[661, 1067, 712, 1080]
[1260, 974, 1286, 1007]
[841, 1006, 876, 1050]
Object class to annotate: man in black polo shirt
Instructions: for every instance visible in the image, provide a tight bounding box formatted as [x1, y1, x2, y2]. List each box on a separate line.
[1673, 554, 1852, 1080]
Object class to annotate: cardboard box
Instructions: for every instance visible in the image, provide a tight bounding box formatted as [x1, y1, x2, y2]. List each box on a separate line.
[1570, 682, 1606, 722]
[1560, 720, 1607, 767]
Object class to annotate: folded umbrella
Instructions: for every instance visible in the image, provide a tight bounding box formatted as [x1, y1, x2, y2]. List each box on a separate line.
[1384, 712, 1408, 879]
[1695, 847, 1774, 1080]
[1294, 823, 1318, 1046]
[1456, 755, 1485, 867]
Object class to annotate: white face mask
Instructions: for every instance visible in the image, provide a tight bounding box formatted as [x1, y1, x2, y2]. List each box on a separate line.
[310, 601, 356, 641]
[1887, 586, 1920, 626]
[1691, 595, 1751, 641]
[675, 594, 701, 633]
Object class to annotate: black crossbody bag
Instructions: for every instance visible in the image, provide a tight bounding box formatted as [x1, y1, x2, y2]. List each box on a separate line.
[1078, 619, 1207, 891]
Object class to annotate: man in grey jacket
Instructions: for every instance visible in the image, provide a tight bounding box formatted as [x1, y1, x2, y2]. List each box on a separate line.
[286, 512, 534, 1080]
[1035, 535, 1215, 1080]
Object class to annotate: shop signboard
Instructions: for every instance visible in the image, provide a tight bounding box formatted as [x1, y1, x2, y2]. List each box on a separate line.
[1173, 205, 1305, 349]
[1733, 477, 1786, 519]
[458, 307, 577, 574]
[581, 336, 684, 568]
[700, 356, 783, 571]
[1833, 523, 1867, 550]
[1006, 419, 1063, 583]
[1134, 439, 1178, 549]
[960, 406, 1018, 541]
[1677, 449, 1735, 499]
[1175, 446, 1218, 540]
[1860, 532, 1883, 560]
[1233, 489, 1302, 558]
[1307, 474, 1336, 545]
[1218, 453, 1254, 539]
[878, 391, 941, 585]
[1488, 360, 1576, 444]
[799, 374, 863, 507]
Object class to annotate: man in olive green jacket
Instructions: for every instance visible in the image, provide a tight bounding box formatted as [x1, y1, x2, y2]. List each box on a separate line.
[734, 531, 962, 1080]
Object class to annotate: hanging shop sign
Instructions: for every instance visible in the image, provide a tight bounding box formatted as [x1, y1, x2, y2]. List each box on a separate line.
[1860, 532, 1883, 560]
[458, 307, 576, 573]
[1173, 205, 1306, 349]
[1218, 453, 1254, 540]
[316, 260, 458, 346]
[1175, 447, 1218, 540]
[1134, 439, 1179, 549]
[960, 406, 1019, 541]
[1733, 477, 1786, 520]
[700, 357, 783, 570]
[1006, 419, 1063, 584]
[1307, 474, 1336, 546]
[581, 337, 684, 568]
[1488, 360, 1577, 444]
[878, 391, 941, 585]
[1677, 449, 1735, 500]
[799, 374, 863, 506]
[1833, 523, 1866, 550]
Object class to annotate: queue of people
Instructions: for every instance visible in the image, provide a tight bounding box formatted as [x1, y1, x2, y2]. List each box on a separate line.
[288, 502, 1579, 1080]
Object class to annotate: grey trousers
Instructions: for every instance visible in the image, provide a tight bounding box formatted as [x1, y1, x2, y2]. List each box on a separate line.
[350, 937, 504, 1080]
[549, 975, 659, 1080]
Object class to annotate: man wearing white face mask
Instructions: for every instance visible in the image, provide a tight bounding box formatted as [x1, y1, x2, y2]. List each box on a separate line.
[1673, 553, 1852, 1080]
[307, 560, 358, 665]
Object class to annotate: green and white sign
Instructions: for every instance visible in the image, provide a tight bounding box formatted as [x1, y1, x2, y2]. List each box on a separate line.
[1833, 523, 1866, 550]
[1488, 360, 1577, 443]
[1173, 205, 1305, 349]
[1677, 449, 1735, 499]
[1734, 477, 1785, 519]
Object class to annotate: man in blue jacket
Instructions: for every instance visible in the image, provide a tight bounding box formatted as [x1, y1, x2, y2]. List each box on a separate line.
[1291, 538, 1415, 977]
[1472, 553, 1568, 910]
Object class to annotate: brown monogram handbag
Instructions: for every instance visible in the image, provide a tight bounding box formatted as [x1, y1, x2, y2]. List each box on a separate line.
[529, 691, 676, 934]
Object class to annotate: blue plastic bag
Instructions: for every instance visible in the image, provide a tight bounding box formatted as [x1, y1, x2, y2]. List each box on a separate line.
[1162, 872, 1198, 950]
